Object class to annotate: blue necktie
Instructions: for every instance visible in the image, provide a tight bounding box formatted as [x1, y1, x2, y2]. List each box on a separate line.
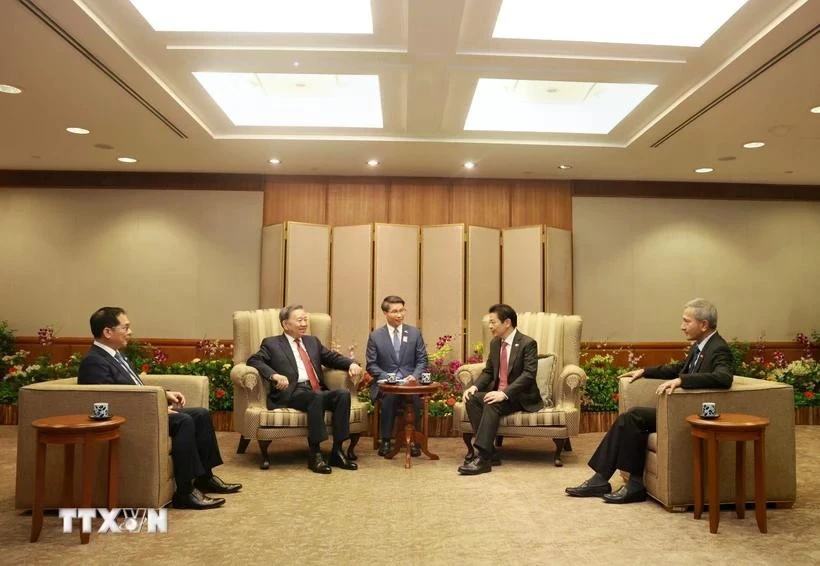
[392, 328, 401, 357]
[115, 351, 144, 385]
[686, 346, 701, 374]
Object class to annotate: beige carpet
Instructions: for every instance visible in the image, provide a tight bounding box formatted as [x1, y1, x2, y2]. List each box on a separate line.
[1, 425, 818, 565]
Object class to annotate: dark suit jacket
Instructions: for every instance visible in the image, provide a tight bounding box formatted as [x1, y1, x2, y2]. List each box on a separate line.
[366, 324, 428, 400]
[643, 332, 734, 388]
[78, 344, 142, 385]
[474, 330, 543, 413]
[246, 334, 355, 409]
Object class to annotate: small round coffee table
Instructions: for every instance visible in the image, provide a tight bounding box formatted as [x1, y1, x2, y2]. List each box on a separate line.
[30, 414, 126, 544]
[686, 413, 769, 534]
[377, 382, 440, 468]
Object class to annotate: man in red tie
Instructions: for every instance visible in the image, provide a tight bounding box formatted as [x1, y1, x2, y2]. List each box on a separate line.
[247, 305, 363, 474]
[458, 304, 541, 475]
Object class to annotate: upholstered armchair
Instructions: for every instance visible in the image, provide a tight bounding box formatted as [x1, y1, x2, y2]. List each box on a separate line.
[16, 375, 208, 510]
[229, 308, 368, 469]
[619, 375, 796, 511]
[454, 312, 587, 466]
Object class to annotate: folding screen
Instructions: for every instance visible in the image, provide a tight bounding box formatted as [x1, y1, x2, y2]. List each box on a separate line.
[284, 222, 330, 314]
[421, 225, 465, 360]
[259, 224, 284, 308]
[466, 226, 501, 358]
[544, 227, 573, 314]
[331, 225, 373, 361]
[373, 224, 419, 326]
[502, 225, 543, 314]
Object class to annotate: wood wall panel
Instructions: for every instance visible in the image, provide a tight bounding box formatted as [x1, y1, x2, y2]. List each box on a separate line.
[285, 222, 330, 313]
[572, 180, 820, 201]
[330, 225, 373, 362]
[16, 337, 233, 365]
[511, 181, 572, 229]
[327, 182, 389, 226]
[451, 181, 511, 228]
[421, 225, 465, 359]
[263, 180, 327, 225]
[388, 180, 452, 225]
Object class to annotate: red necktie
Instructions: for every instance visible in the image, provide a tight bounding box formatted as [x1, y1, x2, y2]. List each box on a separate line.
[499, 341, 509, 389]
[294, 337, 321, 392]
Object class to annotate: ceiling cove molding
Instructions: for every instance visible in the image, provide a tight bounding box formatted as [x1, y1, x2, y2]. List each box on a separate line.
[17, 0, 188, 139]
[651, 23, 820, 148]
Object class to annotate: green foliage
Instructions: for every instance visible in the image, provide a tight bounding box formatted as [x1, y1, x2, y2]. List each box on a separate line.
[728, 340, 750, 373]
[579, 354, 624, 412]
[0, 321, 15, 357]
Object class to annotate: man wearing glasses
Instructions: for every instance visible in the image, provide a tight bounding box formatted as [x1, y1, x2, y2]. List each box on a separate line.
[366, 295, 429, 457]
[78, 306, 241, 510]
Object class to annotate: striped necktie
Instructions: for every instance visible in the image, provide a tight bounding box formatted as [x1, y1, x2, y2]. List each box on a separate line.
[115, 351, 144, 385]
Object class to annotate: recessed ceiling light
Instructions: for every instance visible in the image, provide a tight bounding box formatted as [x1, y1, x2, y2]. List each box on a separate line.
[493, 0, 747, 47]
[66, 127, 90, 135]
[557, 164, 572, 170]
[743, 141, 765, 149]
[694, 167, 714, 174]
[129, 0, 373, 33]
[269, 158, 281, 165]
[810, 106, 820, 114]
[367, 159, 379, 167]
[117, 157, 137, 163]
[0, 84, 22, 94]
[292, 61, 300, 68]
[463, 161, 476, 169]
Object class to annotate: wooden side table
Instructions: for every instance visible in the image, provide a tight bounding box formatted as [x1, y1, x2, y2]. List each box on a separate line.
[378, 382, 440, 468]
[686, 413, 769, 534]
[30, 414, 126, 544]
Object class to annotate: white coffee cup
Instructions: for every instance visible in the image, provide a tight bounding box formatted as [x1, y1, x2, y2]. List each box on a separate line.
[93, 402, 110, 419]
[420, 372, 432, 384]
[701, 402, 717, 418]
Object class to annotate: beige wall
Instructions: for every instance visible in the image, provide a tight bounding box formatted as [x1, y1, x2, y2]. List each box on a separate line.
[1, 188, 262, 338]
[573, 197, 820, 342]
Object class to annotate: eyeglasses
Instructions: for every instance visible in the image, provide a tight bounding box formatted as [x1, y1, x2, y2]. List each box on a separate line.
[111, 324, 131, 332]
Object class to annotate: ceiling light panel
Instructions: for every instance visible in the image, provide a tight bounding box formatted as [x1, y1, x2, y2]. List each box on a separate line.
[493, 0, 748, 47]
[194, 72, 383, 128]
[128, 0, 373, 33]
[465, 79, 656, 134]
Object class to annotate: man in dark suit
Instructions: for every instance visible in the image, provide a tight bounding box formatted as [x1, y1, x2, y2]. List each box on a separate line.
[566, 298, 734, 503]
[458, 304, 542, 475]
[246, 304, 363, 474]
[366, 295, 429, 457]
[78, 307, 241, 510]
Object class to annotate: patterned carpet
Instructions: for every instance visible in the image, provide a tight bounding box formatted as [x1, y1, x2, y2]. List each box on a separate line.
[1, 425, 818, 565]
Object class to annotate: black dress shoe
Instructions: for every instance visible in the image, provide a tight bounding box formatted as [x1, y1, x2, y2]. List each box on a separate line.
[565, 480, 612, 497]
[457, 454, 492, 475]
[603, 485, 647, 504]
[308, 452, 332, 474]
[464, 451, 501, 466]
[410, 442, 421, 457]
[328, 449, 358, 470]
[378, 440, 393, 457]
[172, 488, 225, 510]
[194, 475, 242, 494]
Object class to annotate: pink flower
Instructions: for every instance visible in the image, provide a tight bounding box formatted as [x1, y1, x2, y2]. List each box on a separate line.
[215, 388, 225, 399]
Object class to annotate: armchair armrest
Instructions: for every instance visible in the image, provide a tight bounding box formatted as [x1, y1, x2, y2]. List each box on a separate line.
[456, 362, 484, 389]
[142, 374, 208, 408]
[323, 368, 362, 393]
[618, 376, 660, 413]
[553, 364, 587, 409]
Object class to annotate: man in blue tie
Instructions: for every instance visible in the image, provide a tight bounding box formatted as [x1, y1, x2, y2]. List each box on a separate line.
[366, 296, 429, 457]
[565, 298, 734, 503]
[78, 307, 241, 510]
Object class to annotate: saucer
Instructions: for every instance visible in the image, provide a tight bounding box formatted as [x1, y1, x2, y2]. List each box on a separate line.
[88, 414, 112, 421]
[700, 413, 720, 420]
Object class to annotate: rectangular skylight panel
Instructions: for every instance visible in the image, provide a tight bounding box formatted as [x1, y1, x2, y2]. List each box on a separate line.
[493, 0, 748, 47]
[194, 72, 383, 128]
[464, 78, 656, 134]
[129, 0, 373, 33]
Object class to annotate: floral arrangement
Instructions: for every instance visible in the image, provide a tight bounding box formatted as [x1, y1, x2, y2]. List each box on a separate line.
[740, 331, 819, 407]
[579, 344, 643, 412]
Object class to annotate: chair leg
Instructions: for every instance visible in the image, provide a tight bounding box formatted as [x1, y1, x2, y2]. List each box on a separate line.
[553, 438, 566, 467]
[495, 435, 504, 448]
[372, 401, 381, 450]
[258, 439, 271, 470]
[462, 432, 475, 461]
[347, 433, 360, 461]
[236, 436, 251, 454]
[564, 438, 573, 452]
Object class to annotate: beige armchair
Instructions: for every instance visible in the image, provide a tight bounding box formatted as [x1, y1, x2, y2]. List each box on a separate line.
[15, 375, 208, 510]
[454, 312, 587, 466]
[619, 375, 796, 511]
[230, 308, 368, 469]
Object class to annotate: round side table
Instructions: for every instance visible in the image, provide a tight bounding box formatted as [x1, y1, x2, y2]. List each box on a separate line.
[378, 382, 441, 468]
[686, 413, 769, 534]
[30, 414, 126, 544]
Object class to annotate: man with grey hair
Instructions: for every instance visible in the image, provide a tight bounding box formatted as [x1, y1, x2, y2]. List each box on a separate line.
[247, 305, 363, 474]
[565, 298, 733, 503]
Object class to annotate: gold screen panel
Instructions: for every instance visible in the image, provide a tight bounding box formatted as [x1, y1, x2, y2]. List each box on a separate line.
[260, 224, 284, 308]
[331, 225, 373, 361]
[374, 224, 419, 326]
[544, 227, 573, 314]
[421, 225, 465, 360]
[502, 225, 543, 313]
[284, 222, 330, 313]
[466, 226, 500, 358]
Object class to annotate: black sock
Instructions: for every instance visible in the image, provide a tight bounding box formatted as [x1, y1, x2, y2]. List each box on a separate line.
[627, 475, 645, 490]
[589, 472, 609, 486]
[309, 443, 321, 454]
